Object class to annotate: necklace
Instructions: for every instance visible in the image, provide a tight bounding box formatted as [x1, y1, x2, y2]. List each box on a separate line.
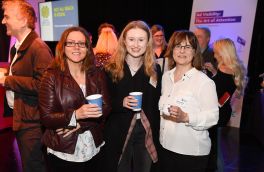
[126, 57, 143, 73]
[127, 62, 143, 73]
[128, 64, 140, 72]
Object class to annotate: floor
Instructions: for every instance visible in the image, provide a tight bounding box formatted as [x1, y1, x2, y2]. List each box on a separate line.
[220, 127, 264, 172]
[0, 127, 264, 172]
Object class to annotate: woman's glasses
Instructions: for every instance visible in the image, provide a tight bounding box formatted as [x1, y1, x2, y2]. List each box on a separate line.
[153, 34, 164, 38]
[65, 41, 86, 48]
[174, 44, 193, 52]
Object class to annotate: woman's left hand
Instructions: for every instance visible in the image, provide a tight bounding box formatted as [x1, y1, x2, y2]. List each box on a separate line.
[204, 62, 217, 76]
[123, 96, 137, 110]
[56, 123, 81, 138]
[166, 105, 189, 123]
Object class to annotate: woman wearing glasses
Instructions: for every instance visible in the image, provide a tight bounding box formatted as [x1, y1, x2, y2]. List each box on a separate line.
[151, 24, 169, 74]
[39, 26, 111, 172]
[158, 30, 219, 172]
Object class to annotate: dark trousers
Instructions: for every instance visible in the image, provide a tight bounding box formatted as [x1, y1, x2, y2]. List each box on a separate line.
[15, 127, 46, 172]
[47, 152, 101, 172]
[118, 120, 152, 172]
[160, 146, 208, 172]
[206, 126, 218, 172]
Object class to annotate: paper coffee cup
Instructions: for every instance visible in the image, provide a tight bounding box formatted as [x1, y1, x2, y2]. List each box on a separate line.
[162, 104, 171, 116]
[86, 94, 103, 115]
[129, 92, 143, 111]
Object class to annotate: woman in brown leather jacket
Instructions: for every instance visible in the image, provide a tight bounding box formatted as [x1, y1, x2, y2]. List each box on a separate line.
[38, 26, 111, 172]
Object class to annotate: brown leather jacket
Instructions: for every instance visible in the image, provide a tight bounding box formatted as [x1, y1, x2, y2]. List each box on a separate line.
[4, 31, 53, 130]
[39, 63, 111, 154]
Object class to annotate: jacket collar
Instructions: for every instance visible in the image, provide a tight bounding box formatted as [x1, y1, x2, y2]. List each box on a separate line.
[17, 30, 39, 52]
[10, 31, 39, 65]
[168, 67, 197, 82]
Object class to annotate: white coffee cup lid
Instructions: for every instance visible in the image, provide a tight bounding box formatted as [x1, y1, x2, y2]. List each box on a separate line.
[129, 92, 143, 96]
[86, 94, 102, 100]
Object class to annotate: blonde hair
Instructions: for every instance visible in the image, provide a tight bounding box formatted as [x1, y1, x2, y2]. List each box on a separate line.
[105, 20, 157, 83]
[2, 0, 37, 30]
[94, 27, 118, 55]
[213, 38, 247, 94]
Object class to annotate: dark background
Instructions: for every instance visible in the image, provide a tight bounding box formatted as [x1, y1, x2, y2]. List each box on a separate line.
[0, 0, 264, 136]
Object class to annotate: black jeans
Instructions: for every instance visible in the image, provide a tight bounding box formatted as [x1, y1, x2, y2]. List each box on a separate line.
[118, 120, 152, 172]
[160, 146, 208, 172]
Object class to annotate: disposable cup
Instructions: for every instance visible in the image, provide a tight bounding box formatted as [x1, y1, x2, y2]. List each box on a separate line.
[129, 92, 143, 111]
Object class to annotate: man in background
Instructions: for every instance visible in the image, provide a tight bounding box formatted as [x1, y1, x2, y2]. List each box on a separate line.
[0, 0, 53, 171]
[194, 26, 217, 78]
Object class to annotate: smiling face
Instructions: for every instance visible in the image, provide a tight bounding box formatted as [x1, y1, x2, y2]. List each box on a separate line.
[2, 3, 25, 37]
[124, 28, 148, 58]
[153, 30, 164, 47]
[173, 38, 194, 68]
[65, 31, 87, 65]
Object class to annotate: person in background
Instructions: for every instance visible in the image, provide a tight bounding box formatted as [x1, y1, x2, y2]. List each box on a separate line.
[94, 23, 118, 68]
[103, 20, 162, 172]
[38, 26, 111, 172]
[261, 80, 264, 88]
[205, 38, 247, 172]
[0, 0, 53, 171]
[159, 30, 219, 172]
[97, 22, 117, 36]
[87, 31, 93, 46]
[258, 73, 264, 89]
[151, 24, 168, 74]
[194, 26, 217, 78]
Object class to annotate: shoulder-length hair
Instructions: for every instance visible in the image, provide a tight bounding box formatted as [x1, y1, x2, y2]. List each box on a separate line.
[151, 24, 167, 50]
[105, 20, 157, 83]
[213, 38, 247, 94]
[165, 30, 202, 70]
[53, 26, 95, 72]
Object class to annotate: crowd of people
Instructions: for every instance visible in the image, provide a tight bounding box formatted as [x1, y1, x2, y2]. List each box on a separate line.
[0, 0, 249, 172]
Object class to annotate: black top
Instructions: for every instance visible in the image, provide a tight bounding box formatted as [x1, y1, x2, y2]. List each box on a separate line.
[212, 69, 236, 126]
[155, 48, 167, 74]
[202, 46, 218, 78]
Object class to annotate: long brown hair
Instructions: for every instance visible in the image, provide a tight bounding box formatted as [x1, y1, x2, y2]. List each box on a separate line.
[53, 26, 95, 72]
[105, 20, 157, 83]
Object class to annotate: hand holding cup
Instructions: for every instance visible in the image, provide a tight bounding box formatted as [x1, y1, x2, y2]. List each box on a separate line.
[75, 94, 103, 119]
[128, 92, 143, 111]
